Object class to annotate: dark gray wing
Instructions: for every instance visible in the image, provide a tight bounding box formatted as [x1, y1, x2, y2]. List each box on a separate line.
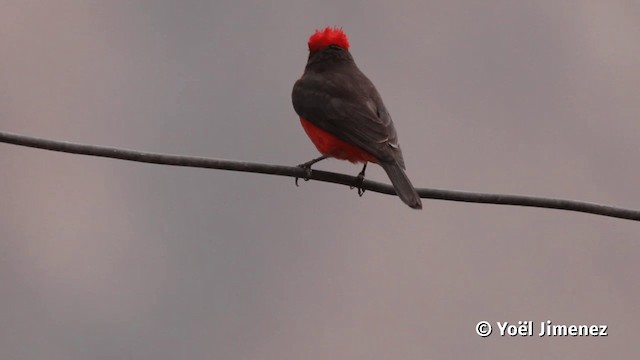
[292, 66, 406, 168]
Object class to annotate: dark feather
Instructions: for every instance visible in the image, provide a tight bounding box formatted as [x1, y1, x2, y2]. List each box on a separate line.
[292, 46, 406, 168]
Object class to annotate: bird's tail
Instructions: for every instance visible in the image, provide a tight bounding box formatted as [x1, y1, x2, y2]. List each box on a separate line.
[380, 162, 422, 209]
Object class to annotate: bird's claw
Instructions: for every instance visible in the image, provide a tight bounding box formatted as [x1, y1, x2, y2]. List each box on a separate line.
[294, 164, 313, 187]
[294, 155, 328, 186]
[349, 163, 367, 196]
[350, 173, 366, 197]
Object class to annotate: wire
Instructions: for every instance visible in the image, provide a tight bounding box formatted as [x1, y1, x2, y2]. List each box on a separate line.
[1, 130, 639, 222]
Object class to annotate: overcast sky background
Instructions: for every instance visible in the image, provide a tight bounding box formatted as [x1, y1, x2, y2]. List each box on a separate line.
[1, 1, 639, 359]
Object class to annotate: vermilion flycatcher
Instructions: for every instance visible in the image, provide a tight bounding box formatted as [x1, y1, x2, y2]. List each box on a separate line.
[292, 27, 422, 209]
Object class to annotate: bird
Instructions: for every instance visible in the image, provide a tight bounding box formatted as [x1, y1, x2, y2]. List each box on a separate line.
[291, 27, 422, 209]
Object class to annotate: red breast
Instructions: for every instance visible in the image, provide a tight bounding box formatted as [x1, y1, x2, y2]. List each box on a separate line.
[299, 117, 378, 164]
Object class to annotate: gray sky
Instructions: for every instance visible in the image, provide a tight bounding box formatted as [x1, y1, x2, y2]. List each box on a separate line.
[1, 1, 639, 358]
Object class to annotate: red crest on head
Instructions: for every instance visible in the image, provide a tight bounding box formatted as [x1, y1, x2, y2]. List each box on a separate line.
[308, 27, 350, 52]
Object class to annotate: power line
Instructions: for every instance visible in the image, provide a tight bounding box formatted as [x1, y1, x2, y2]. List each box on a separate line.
[1, 130, 639, 222]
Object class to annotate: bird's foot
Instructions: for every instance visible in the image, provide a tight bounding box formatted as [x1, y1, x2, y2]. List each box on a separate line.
[349, 163, 367, 197]
[295, 155, 328, 186]
[295, 164, 312, 186]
